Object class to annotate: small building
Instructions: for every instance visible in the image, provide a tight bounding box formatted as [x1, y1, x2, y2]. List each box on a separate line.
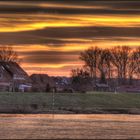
[52, 77, 72, 93]
[0, 62, 32, 92]
[95, 83, 110, 92]
[30, 74, 73, 93]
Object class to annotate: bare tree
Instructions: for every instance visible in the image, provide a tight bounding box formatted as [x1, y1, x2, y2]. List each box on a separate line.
[0, 46, 20, 63]
[71, 68, 91, 92]
[136, 47, 140, 79]
[71, 46, 139, 92]
[133, 47, 140, 79]
[80, 47, 101, 83]
[98, 49, 112, 83]
[80, 47, 113, 84]
[127, 47, 139, 84]
[71, 68, 90, 79]
[111, 46, 131, 84]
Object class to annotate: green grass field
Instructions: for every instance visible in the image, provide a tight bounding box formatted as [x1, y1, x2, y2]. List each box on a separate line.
[0, 92, 140, 114]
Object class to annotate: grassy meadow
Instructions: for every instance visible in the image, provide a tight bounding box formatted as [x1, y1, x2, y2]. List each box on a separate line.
[0, 92, 140, 114]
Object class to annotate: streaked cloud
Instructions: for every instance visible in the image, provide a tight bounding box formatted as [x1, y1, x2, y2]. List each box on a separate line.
[0, 14, 140, 32]
[0, 0, 139, 76]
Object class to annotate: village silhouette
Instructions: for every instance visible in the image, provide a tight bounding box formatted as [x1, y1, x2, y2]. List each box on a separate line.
[0, 46, 139, 93]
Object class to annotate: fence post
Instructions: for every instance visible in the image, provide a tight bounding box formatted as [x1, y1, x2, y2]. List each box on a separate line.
[52, 91, 55, 119]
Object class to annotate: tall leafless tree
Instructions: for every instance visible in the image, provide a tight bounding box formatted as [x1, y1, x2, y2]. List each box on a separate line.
[80, 47, 113, 84]
[133, 47, 140, 79]
[127, 47, 140, 84]
[80, 47, 101, 83]
[0, 46, 20, 63]
[98, 49, 112, 83]
[111, 46, 131, 84]
[72, 46, 139, 90]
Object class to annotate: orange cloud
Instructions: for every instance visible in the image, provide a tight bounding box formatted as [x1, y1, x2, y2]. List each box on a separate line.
[0, 14, 140, 32]
[0, 1, 140, 76]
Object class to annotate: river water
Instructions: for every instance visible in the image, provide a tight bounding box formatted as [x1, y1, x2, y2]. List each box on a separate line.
[0, 114, 140, 139]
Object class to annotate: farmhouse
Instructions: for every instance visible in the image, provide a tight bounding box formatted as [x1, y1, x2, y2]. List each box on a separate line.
[0, 62, 32, 92]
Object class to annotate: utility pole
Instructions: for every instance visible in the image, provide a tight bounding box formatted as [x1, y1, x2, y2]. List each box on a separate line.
[12, 76, 15, 92]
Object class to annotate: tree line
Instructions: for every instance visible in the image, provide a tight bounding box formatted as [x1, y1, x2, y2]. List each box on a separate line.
[0, 45, 139, 86]
[71, 46, 140, 86]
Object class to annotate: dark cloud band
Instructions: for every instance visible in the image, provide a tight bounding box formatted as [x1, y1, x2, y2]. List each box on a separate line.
[0, 27, 139, 45]
[0, 0, 139, 76]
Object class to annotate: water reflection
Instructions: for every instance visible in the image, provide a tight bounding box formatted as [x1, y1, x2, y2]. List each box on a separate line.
[0, 114, 140, 139]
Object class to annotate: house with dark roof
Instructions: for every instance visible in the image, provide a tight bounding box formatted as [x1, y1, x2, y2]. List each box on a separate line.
[0, 62, 32, 92]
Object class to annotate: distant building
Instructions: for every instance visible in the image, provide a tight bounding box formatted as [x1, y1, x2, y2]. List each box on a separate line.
[52, 77, 73, 93]
[95, 83, 110, 92]
[0, 62, 32, 92]
[30, 74, 72, 93]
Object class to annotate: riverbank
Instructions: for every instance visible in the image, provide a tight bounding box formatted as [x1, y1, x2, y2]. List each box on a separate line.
[0, 92, 140, 114]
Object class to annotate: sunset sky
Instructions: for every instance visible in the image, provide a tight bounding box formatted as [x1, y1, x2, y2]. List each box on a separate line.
[0, 0, 140, 76]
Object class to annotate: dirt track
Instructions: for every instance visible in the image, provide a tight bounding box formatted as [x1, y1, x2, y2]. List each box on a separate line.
[0, 114, 140, 139]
